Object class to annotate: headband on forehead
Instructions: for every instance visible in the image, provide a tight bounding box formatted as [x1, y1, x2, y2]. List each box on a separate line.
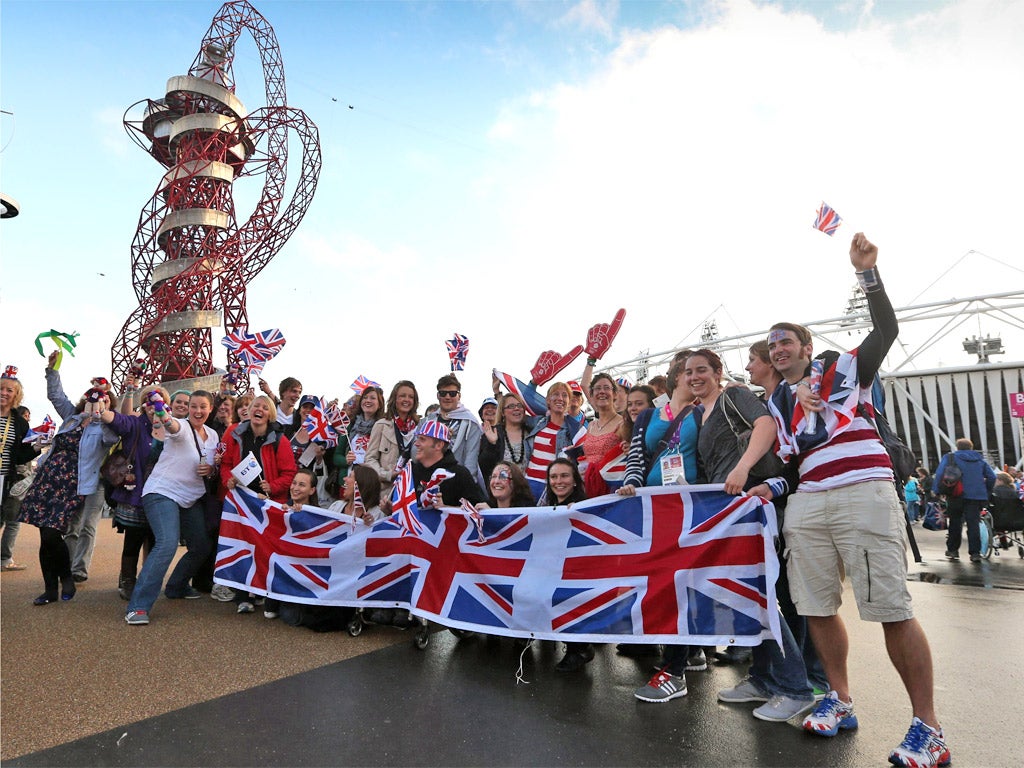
[2, 365, 18, 380]
[767, 329, 789, 344]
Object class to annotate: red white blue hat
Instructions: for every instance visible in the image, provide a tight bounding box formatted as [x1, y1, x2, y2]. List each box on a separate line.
[416, 419, 450, 444]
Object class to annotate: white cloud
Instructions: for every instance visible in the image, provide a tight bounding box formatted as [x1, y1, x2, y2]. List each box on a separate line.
[483, 0, 1024, 375]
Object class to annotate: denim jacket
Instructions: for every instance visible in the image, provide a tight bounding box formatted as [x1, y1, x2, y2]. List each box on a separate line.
[41, 368, 118, 495]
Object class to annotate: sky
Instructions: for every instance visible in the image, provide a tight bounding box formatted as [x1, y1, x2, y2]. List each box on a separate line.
[2, 0, 1024, 422]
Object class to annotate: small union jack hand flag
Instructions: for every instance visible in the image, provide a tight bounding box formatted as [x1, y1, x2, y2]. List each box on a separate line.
[350, 375, 380, 394]
[419, 469, 455, 509]
[325, 403, 350, 436]
[460, 498, 486, 543]
[391, 462, 423, 536]
[446, 333, 470, 371]
[303, 404, 338, 447]
[813, 202, 842, 236]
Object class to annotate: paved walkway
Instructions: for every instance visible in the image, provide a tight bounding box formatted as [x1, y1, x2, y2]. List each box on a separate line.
[2, 519, 1022, 766]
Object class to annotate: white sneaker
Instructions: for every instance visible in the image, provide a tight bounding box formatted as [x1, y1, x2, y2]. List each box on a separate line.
[210, 584, 235, 602]
[718, 677, 770, 703]
[753, 695, 815, 722]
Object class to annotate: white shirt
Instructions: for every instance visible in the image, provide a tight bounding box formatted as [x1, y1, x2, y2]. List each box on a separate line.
[142, 418, 219, 508]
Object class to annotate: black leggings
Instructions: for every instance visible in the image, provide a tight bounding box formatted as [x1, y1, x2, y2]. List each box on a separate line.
[38, 526, 71, 590]
[120, 526, 155, 576]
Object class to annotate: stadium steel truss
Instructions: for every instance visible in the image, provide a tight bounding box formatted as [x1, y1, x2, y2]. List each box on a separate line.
[111, 0, 321, 391]
[599, 289, 1024, 469]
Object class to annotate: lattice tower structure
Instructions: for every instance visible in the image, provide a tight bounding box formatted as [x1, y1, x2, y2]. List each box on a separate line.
[111, 0, 321, 392]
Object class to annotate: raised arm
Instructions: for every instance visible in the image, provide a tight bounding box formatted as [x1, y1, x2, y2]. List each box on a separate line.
[850, 233, 898, 384]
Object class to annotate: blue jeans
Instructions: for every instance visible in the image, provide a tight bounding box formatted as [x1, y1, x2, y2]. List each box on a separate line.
[128, 494, 182, 614]
[748, 612, 815, 700]
[165, 501, 212, 596]
[129, 493, 206, 613]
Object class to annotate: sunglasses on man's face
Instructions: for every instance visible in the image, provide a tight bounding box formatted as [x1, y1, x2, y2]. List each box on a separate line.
[437, 390, 460, 398]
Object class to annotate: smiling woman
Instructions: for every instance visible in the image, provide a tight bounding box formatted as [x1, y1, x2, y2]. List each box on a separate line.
[122, 390, 222, 625]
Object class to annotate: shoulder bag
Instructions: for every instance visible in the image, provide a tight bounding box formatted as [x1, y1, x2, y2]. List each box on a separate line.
[718, 388, 785, 482]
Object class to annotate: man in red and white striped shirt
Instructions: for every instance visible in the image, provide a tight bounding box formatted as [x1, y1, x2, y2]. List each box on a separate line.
[762, 234, 949, 768]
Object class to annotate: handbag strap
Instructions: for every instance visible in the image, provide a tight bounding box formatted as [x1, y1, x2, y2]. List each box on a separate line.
[188, 422, 207, 461]
[718, 388, 752, 438]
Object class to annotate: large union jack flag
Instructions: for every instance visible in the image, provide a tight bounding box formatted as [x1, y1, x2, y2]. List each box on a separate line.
[554, 488, 779, 643]
[214, 485, 781, 645]
[215, 489, 349, 599]
[358, 508, 533, 630]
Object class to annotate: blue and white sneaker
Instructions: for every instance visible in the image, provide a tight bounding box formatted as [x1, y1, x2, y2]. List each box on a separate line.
[888, 717, 951, 767]
[802, 691, 858, 736]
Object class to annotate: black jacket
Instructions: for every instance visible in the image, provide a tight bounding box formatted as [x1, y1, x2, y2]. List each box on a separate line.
[412, 450, 486, 507]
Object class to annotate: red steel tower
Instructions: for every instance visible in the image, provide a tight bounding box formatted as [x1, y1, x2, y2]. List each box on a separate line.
[111, 0, 321, 391]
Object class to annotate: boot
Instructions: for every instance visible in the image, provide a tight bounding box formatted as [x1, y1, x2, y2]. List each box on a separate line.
[60, 572, 77, 601]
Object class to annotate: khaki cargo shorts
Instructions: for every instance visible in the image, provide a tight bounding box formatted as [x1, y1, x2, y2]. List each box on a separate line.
[782, 480, 913, 623]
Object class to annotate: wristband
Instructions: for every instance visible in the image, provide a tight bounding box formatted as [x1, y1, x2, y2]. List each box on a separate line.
[856, 267, 881, 293]
[586, 357, 598, 367]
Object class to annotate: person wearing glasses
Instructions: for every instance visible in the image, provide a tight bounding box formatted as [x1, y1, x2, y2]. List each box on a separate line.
[479, 392, 531, 482]
[420, 374, 484, 489]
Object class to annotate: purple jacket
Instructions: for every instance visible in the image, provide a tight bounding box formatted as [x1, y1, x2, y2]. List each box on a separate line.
[107, 411, 157, 508]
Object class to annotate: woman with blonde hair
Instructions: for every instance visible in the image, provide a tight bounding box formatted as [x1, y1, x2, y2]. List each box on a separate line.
[1, 368, 41, 572]
[524, 382, 584, 501]
[480, 392, 531, 482]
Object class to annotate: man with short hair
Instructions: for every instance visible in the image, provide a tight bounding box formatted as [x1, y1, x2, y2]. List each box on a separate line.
[410, 420, 486, 507]
[423, 374, 483, 488]
[932, 437, 996, 563]
[761, 233, 949, 767]
[260, 377, 302, 437]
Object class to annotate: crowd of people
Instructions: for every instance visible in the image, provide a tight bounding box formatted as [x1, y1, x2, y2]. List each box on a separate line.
[10, 233, 1023, 766]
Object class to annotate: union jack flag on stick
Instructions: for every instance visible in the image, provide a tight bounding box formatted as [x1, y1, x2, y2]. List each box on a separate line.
[813, 202, 842, 236]
[325, 403, 350, 437]
[390, 461, 422, 536]
[303, 399, 338, 447]
[221, 328, 288, 368]
[350, 375, 380, 394]
[446, 333, 470, 371]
